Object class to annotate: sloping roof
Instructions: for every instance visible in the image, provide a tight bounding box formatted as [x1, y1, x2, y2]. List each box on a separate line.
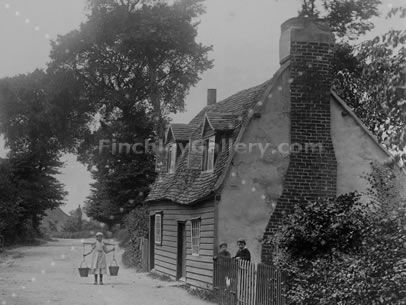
[169, 123, 193, 142]
[147, 61, 403, 205]
[205, 113, 239, 131]
[41, 207, 71, 232]
[146, 66, 286, 204]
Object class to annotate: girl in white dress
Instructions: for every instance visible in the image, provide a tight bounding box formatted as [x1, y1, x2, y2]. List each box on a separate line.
[83, 232, 115, 285]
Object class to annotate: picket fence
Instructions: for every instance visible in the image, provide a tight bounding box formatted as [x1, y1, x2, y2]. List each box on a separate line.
[213, 256, 286, 305]
[138, 239, 286, 304]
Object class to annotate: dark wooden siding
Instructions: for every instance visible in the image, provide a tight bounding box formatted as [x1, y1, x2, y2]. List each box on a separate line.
[149, 200, 215, 289]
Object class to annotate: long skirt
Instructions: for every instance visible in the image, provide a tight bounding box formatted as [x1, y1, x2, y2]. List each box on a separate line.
[89, 251, 107, 275]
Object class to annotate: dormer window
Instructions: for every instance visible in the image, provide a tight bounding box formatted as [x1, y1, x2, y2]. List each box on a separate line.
[165, 124, 192, 174]
[202, 136, 215, 172]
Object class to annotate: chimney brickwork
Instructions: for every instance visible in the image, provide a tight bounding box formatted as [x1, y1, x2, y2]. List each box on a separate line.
[207, 88, 217, 105]
[262, 18, 338, 264]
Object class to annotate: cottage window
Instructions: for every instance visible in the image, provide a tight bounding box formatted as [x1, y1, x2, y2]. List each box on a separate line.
[202, 136, 215, 172]
[155, 213, 163, 245]
[167, 143, 177, 173]
[191, 218, 201, 255]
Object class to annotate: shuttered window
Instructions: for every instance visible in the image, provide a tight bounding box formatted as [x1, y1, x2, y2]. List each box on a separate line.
[191, 218, 201, 255]
[155, 213, 163, 245]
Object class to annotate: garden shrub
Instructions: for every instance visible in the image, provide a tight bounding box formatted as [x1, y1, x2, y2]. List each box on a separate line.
[121, 204, 149, 269]
[271, 163, 406, 304]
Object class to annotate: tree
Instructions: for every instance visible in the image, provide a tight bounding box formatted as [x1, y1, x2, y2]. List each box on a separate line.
[80, 104, 157, 227]
[0, 159, 22, 243]
[299, 0, 381, 39]
[48, 0, 212, 137]
[46, 0, 212, 226]
[0, 71, 69, 240]
[63, 205, 84, 232]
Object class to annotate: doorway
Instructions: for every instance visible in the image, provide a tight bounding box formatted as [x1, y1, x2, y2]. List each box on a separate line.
[149, 214, 155, 270]
[177, 222, 187, 280]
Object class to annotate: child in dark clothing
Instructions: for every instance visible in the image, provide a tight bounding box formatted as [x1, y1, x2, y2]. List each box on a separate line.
[234, 238, 251, 262]
[218, 242, 231, 258]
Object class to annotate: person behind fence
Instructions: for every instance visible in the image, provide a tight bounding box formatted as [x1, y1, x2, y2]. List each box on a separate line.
[83, 232, 115, 285]
[234, 238, 251, 262]
[217, 242, 231, 258]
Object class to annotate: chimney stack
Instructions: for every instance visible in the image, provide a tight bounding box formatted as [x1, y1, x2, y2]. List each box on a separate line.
[262, 17, 338, 264]
[279, 17, 334, 64]
[207, 89, 217, 106]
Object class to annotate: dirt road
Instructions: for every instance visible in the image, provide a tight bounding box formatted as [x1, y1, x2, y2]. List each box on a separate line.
[0, 239, 213, 305]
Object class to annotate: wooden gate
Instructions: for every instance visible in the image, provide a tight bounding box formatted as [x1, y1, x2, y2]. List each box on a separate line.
[213, 257, 285, 305]
[213, 256, 238, 305]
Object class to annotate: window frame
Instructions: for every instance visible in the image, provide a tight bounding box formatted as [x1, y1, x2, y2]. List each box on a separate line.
[190, 218, 201, 256]
[167, 142, 177, 173]
[154, 212, 163, 246]
[202, 136, 215, 173]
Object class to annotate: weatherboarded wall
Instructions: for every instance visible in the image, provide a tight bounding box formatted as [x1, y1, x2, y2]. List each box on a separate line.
[149, 200, 215, 289]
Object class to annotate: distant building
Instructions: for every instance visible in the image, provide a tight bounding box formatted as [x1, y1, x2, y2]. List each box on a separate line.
[41, 207, 71, 232]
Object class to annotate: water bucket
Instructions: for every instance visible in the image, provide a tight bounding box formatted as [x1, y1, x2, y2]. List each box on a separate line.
[78, 260, 90, 277]
[109, 257, 119, 276]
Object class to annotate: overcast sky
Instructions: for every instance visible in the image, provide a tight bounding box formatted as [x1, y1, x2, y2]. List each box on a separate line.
[0, 0, 403, 213]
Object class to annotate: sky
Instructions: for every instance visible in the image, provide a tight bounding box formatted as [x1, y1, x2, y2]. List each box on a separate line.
[0, 0, 404, 213]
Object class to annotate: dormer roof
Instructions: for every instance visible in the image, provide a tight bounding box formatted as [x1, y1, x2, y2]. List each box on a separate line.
[166, 123, 193, 143]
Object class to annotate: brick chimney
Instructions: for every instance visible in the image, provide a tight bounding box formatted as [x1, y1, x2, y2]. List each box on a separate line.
[207, 89, 217, 106]
[262, 17, 337, 263]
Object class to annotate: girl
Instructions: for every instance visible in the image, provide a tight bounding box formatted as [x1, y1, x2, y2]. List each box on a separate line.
[83, 232, 115, 285]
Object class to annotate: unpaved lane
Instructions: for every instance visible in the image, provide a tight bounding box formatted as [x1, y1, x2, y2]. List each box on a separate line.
[0, 239, 212, 305]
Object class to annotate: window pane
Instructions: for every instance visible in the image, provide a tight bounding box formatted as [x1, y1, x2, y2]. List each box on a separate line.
[167, 147, 172, 172]
[191, 219, 201, 255]
[208, 137, 215, 170]
[170, 144, 177, 172]
[202, 140, 208, 170]
[155, 214, 162, 244]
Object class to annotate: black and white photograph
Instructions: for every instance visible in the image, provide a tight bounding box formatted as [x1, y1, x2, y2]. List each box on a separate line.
[0, 0, 405, 304]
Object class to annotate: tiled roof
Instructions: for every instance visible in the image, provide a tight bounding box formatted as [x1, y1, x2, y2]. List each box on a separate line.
[206, 113, 238, 130]
[170, 123, 193, 141]
[146, 67, 284, 205]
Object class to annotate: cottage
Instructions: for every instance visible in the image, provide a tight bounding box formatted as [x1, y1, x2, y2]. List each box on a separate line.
[145, 17, 405, 289]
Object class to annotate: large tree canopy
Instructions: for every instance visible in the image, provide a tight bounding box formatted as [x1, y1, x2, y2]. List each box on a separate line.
[48, 0, 212, 137]
[299, 0, 381, 39]
[0, 71, 71, 241]
[44, 0, 213, 226]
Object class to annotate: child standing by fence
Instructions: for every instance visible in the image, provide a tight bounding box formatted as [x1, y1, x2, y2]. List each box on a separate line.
[83, 232, 115, 285]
